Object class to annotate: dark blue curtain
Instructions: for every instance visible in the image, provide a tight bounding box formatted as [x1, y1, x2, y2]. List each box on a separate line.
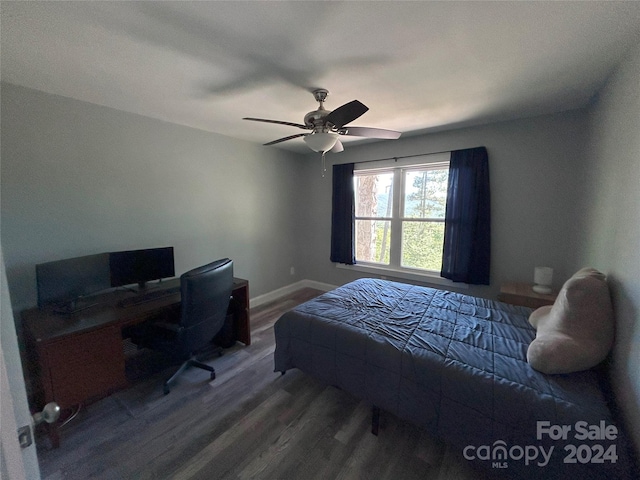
[441, 147, 491, 284]
[330, 163, 356, 264]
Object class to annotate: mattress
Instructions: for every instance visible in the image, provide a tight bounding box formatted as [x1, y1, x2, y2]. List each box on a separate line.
[274, 278, 635, 479]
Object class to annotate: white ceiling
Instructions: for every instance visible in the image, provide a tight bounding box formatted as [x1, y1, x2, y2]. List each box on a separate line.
[2, 1, 640, 154]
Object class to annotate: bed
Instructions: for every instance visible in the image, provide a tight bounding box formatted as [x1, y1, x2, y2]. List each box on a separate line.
[274, 278, 635, 479]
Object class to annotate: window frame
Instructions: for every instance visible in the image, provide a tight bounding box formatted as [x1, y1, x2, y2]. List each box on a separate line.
[344, 153, 460, 287]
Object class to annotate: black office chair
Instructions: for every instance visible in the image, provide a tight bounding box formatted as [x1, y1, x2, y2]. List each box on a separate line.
[130, 258, 234, 394]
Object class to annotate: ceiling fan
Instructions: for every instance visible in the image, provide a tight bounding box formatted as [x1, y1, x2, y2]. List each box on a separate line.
[243, 89, 401, 154]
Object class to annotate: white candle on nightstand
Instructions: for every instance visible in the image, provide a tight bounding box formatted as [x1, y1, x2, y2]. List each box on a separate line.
[533, 267, 553, 294]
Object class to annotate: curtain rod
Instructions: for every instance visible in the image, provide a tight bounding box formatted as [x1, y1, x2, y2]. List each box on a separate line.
[336, 146, 485, 166]
[352, 149, 453, 165]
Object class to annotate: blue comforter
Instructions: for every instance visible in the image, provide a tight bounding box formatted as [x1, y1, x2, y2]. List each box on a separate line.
[274, 278, 635, 479]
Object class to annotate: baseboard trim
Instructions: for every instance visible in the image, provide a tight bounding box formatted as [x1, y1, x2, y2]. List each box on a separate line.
[250, 279, 337, 309]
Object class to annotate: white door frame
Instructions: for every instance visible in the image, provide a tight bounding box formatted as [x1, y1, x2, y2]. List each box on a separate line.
[1, 249, 41, 479]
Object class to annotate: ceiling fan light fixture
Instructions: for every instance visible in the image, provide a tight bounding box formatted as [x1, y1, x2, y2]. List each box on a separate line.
[304, 132, 339, 152]
[244, 88, 400, 153]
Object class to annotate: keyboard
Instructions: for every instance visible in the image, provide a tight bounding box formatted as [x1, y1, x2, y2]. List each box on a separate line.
[53, 301, 100, 315]
[118, 286, 180, 307]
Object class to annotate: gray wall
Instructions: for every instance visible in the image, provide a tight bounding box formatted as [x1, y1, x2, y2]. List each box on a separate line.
[297, 109, 589, 300]
[1, 83, 305, 311]
[578, 43, 640, 451]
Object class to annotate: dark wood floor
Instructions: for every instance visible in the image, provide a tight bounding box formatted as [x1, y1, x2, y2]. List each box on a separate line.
[36, 288, 491, 480]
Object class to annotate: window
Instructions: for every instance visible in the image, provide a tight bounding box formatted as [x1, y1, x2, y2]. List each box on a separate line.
[354, 171, 393, 265]
[354, 158, 449, 275]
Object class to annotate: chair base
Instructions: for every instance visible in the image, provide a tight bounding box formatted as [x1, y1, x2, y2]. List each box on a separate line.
[163, 348, 222, 395]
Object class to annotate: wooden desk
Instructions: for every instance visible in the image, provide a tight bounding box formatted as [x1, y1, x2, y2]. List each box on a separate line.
[22, 277, 249, 447]
[497, 282, 558, 309]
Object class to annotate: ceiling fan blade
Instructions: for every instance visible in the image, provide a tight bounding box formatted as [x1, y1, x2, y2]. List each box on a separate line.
[324, 100, 368, 128]
[243, 117, 308, 129]
[339, 126, 402, 139]
[330, 139, 344, 153]
[264, 133, 307, 146]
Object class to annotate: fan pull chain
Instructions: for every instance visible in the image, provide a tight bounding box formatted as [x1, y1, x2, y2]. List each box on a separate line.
[321, 152, 327, 177]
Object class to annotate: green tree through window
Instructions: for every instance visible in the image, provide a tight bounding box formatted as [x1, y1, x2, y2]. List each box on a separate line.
[402, 168, 448, 270]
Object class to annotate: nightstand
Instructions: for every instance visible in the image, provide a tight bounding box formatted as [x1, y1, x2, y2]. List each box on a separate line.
[498, 282, 558, 309]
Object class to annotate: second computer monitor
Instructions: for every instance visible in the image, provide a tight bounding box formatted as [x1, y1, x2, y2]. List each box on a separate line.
[36, 253, 111, 307]
[109, 247, 175, 289]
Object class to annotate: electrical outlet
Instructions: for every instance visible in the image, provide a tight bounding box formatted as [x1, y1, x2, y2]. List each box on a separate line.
[290, 266, 295, 276]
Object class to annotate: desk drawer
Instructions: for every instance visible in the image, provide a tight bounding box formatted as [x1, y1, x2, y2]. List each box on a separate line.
[42, 326, 127, 407]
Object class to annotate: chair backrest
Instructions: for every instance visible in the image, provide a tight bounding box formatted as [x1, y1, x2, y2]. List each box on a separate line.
[178, 258, 234, 355]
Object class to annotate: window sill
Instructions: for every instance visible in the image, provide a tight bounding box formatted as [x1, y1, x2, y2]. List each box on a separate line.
[335, 263, 468, 290]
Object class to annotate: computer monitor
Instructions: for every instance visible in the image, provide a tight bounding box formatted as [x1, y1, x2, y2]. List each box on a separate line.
[36, 253, 111, 308]
[109, 247, 175, 289]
